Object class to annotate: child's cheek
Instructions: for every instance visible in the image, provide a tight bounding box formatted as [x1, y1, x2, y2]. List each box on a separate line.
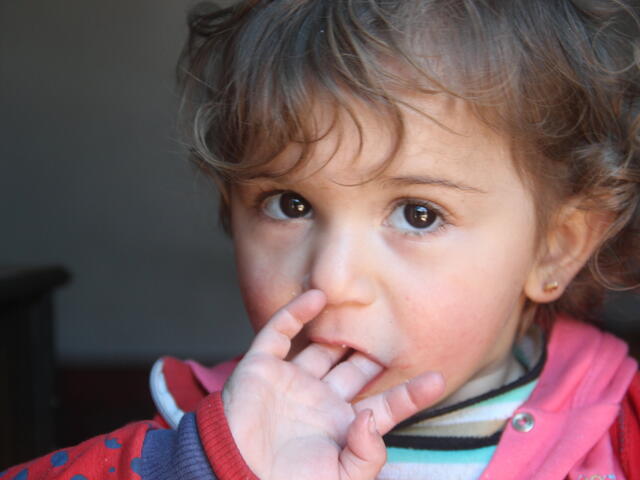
[235, 247, 301, 333]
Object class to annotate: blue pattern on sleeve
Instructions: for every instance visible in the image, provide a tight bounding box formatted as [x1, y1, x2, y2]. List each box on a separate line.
[51, 451, 69, 467]
[12, 469, 28, 480]
[131, 457, 142, 476]
[105, 438, 123, 449]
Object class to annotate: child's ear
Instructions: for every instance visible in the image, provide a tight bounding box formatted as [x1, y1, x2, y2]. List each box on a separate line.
[524, 200, 613, 303]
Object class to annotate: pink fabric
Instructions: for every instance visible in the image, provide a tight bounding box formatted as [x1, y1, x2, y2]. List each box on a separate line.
[183, 317, 637, 480]
[481, 316, 636, 480]
[186, 358, 238, 393]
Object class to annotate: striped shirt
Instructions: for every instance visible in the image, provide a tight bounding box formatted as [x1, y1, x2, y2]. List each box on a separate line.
[380, 330, 544, 480]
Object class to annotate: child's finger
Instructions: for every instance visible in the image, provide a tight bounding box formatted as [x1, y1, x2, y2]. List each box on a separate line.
[248, 289, 326, 359]
[322, 352, 383, 400]
[354, 371, 445, 435]
[290, 342, 348, 377]
[338, 409, 386, 480]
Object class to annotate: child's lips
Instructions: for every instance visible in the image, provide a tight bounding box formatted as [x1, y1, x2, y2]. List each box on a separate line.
[309, 335, 387, 368]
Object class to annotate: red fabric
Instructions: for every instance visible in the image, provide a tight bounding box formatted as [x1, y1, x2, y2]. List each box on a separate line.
[152, 413, 170, 429]
[197, 391, 259, 480]
[610, 371, 640, 479]
[162, 356, 208, 413]
[1, 421, 156, 479]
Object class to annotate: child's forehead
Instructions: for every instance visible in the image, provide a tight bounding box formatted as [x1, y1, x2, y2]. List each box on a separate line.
[242, 93, 510, 188]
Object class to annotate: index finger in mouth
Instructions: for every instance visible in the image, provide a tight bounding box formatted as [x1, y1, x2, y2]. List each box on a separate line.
[248, 289, 327, 360]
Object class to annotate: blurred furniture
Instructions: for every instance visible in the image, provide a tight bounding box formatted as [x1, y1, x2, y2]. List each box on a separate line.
[0, 266, 70, 469]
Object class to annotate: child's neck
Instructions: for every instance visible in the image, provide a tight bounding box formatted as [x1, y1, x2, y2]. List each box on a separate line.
[438, 353, 525, 408]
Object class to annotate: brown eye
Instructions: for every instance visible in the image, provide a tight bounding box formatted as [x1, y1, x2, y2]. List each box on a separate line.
[280, 192, 311, 218]
[263, 191, 313, 220]
[404, 204, 437, 229]
[387, 201, 444, 236]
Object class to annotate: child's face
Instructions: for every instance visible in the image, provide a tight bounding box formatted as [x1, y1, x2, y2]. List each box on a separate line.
[230, 95, 540, 402]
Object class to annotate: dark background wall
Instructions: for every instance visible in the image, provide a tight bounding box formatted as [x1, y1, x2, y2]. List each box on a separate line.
[0, 0, 252, 367]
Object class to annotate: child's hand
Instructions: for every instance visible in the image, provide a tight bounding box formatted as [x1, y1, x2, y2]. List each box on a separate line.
[222, 289, 445, 480]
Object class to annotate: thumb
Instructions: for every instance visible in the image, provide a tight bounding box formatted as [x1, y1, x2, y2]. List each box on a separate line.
[339, 409, 386, 480]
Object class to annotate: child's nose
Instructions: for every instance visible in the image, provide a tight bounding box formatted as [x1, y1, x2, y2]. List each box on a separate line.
[304, 226, 376, 307]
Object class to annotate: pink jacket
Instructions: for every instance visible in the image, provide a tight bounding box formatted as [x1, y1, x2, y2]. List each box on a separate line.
[151, 316, 637, 480]
[481, 317, 637, 480]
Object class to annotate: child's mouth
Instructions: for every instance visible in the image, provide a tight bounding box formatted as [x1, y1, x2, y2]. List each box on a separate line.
[309, 336, 385, 367]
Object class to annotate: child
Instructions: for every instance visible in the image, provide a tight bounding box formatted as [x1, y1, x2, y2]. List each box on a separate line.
[4, 0, 640, 479]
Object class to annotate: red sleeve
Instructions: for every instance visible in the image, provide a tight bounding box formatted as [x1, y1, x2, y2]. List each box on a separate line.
[610, 371, 640, 480]
[1, 420, 157, 480]
[152, 413, 170, 429]
[197, 391, 259, 480]
[162, 356, 209, 413]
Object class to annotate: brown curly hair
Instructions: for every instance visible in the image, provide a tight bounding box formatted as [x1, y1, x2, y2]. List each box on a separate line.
[177, 0, 640, 325]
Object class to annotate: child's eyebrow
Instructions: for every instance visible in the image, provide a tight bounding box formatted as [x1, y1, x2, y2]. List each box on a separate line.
[379, 175, 488, 194]
[245, 173, 488, 194]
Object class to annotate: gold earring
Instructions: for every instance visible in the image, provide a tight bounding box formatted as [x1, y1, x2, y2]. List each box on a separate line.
[543, 280, 559, 293]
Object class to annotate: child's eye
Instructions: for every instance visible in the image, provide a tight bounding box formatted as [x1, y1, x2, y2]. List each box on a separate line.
[386, 201, 446, 236]
[262, 191, 313, 220]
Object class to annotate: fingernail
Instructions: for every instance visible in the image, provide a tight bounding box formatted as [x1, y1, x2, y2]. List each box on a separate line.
[368, 412, 377, 434]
